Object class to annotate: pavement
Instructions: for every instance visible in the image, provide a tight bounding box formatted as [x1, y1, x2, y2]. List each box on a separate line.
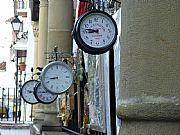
[0, 121, 78, 135]
[0, 121, 30, 129]
[42, 131, 72, 135]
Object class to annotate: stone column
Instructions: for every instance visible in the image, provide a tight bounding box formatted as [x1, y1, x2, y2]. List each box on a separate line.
[32, 21, 39, 120]
[33, 0, 49, 124]
[47, 0, 73, 53]
[32, 21, 39, 78]
[117, 0, 180, 135]
[38, 0, 48, 67]
[43, 0, 73, 126]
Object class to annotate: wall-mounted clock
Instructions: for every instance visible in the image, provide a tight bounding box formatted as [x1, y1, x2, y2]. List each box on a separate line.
[20, 80, 39, 104]
[73, 10, 118, 54]
[40, 61, 73, 94]
[34, 82, 58, 104]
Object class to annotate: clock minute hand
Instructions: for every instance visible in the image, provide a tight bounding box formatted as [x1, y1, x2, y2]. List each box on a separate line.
[49, 76, 58, 79]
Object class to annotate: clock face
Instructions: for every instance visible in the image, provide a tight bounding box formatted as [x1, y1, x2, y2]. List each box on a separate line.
[20, 80, 39, 104]
[34, 82, 58, 104]
[41, 61, 73, 94]
[74, 10, 118, 54]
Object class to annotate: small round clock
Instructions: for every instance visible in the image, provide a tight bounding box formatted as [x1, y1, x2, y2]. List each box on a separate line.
[73, 10, 118, 54]
[34, 82, 58, 104]
[20, 80, 39, 104]
[40, 61, 73, 94]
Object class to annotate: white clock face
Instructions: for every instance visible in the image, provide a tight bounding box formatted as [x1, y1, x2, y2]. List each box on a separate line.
[20, 80, 39, 104]
[41, 61, 73, 94]
[34, 82, 58, 104]
[79, 12, 116, 48]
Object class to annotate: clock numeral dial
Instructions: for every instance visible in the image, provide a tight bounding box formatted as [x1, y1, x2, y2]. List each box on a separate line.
[79, 13, 116, 49]
[94, 17, 98, 22]
[41, 61, 73, 94]
[84, 24, 89, 28]
[73, 10, 118, 54]
[34, 82, 58, 104]
[20, 80, 39, 104]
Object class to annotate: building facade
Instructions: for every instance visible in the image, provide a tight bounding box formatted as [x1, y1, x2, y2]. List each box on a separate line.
[9, 0, 180, 135]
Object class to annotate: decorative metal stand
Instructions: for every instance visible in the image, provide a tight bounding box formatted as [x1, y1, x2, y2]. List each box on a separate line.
[45, 46, 71, 63]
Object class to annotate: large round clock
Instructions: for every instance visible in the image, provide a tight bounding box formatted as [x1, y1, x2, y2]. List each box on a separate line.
[40, 61, 73, 94]
[20, 80, 39, 104]
[34, 82, 58, 104]
[73, 10, 118, 54]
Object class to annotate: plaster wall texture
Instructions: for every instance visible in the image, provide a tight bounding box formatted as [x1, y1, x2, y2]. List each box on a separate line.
[120, 121, 180, 135]
[118, 0, 180, 134]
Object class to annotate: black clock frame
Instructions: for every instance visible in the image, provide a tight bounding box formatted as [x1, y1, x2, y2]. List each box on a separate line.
[73, 10, 118, 54]
[34, 82, 58, 104]
[20, 80, 39, 104]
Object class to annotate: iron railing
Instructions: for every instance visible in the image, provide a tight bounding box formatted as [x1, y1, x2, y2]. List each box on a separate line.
[0, 87, 33, 123]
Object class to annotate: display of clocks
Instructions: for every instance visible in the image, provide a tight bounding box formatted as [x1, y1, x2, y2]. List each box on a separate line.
[40, 61, 73, 94]
[34, 82, 58, 104]
[20, 80, 39, 104]
[73, 10, 118, 54]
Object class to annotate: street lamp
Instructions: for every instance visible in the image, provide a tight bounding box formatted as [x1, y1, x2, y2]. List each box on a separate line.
[11, 15, 21, 123]
[11, 15, 22, 34]
[10, 15, 28, 45]
[11, 14, 28, 123]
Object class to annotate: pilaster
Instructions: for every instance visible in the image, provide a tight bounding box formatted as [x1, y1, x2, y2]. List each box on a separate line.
[32, 21, 39, 77]
[32, 21, 44, 123]
[47, 0, 73, 53]
[38, 0, 48, 67]
[33, 0, 49, 124]
[43, 0, 73, 126]
[117, 0, 180, 134]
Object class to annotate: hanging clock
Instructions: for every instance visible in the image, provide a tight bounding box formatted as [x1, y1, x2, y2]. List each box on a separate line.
[73, 10, 118, 54]
[34, 82, 58, 104]
[20, 80, 39, 104]
[40, 61, 73, 94]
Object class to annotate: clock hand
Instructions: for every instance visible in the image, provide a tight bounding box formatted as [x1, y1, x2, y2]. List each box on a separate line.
[85, 29, 99, 33]
[27, 90, 33, 93]
[49, 76, 58, 79]
[39, 91, 46, 93]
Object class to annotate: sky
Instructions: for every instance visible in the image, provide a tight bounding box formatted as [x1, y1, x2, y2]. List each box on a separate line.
[0, 0, 16, 90]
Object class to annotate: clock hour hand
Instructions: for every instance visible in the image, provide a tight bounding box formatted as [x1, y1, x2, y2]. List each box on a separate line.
[27, 90, 33, 93]
[49, 76, 58, 79]
[39, 91, 46, 93]
[85, 29, 99, 33]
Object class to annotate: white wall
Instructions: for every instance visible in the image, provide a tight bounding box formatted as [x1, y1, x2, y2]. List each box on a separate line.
[0, 0, 16, 89]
